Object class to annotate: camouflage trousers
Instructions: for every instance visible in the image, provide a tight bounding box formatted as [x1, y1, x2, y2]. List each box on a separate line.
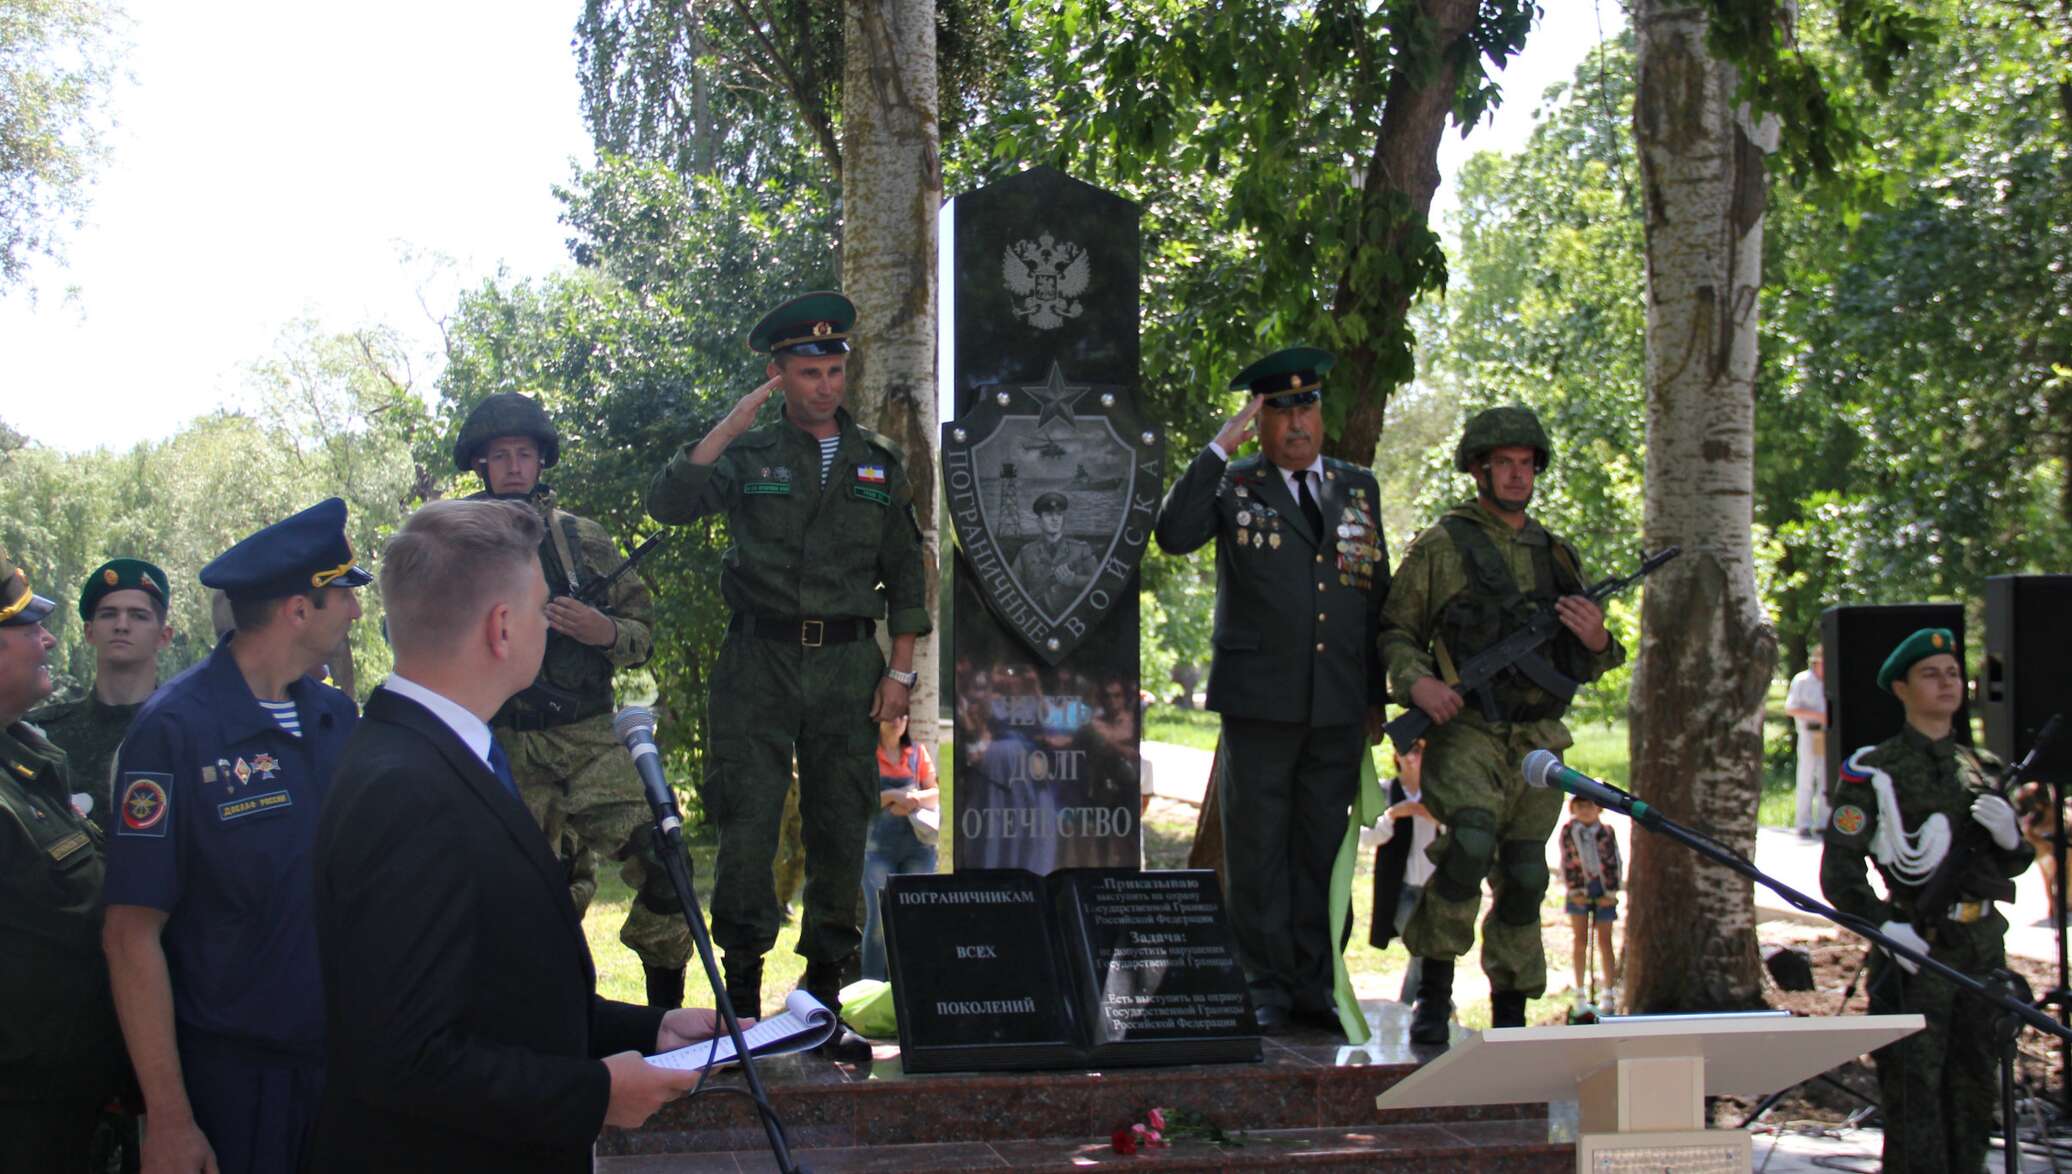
[1866, 917, 2007, 1174]
[1401, 717, 1566, 997]
[704, 630, 881, 966]
[504, 714, 693, 971]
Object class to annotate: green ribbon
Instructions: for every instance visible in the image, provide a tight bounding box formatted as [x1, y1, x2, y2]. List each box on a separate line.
[1328, 742, 1386, 1043]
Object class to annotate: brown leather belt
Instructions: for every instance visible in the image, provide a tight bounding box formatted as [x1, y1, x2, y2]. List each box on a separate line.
[730, 614, 875, 648]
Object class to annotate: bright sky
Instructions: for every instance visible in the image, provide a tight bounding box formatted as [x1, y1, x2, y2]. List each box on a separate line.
[3, 2, 1623, 455]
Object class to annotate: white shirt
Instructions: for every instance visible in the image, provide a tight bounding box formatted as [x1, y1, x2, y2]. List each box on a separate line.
[1205, 442, 1325, 498]
[380, 674, 495, 773]
[1785, 669, 1826, 735]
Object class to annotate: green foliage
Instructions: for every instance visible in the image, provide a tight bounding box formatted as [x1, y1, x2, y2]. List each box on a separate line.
[0, 323, 430, 701]
[0, 0, 124, 289]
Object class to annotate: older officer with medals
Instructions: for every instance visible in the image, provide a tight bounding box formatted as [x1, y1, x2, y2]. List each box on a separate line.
[1153, 346, 1389, 1032]
[102, 499, 367, 1174]
[648, 291, 929, 1059]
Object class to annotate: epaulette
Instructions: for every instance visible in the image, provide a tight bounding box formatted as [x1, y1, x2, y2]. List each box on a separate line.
[854, 423, 907, 466]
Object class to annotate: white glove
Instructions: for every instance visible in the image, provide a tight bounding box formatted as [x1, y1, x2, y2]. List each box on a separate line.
[1877, 920, 1929, 975]
[1971, 794, 2021, 852]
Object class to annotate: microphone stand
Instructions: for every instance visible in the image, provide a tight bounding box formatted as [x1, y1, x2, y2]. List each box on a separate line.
[1572, 781, 2072, 1173]
[647, 812, 804, 1174]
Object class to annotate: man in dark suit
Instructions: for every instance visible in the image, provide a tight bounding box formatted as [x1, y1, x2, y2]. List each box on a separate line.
[1153, 346, 1389, 1033]
[312, 498, 725, 1173]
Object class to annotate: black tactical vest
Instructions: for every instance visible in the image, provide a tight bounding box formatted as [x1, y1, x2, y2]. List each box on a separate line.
[1434, 516, 1587, 723]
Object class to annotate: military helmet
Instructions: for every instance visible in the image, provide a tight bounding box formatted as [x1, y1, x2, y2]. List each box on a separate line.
[1454, 405, 1551, 473]
[454, 392, 561, 472]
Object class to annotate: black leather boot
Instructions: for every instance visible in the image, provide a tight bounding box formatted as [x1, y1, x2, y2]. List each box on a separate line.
[803, 960, 872, 1062]
[1408, 958, 1455, 1046]
[1490, 989, 1529, 1028]
[721, 954, 763, 1023]
[644, 964, 686, 1010]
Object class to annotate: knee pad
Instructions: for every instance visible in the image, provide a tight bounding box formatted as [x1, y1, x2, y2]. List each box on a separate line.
[1495, 839, 1550, 926]
[1433, 808, 1498, 902]
[637, 872, 685, 916]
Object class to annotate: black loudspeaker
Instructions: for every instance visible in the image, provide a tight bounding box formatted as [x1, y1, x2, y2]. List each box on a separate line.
[1984, 574, 2072, 784]
[1821, 604, 1973, 786]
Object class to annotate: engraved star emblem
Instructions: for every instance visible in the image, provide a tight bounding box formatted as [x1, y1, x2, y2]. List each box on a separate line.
[1021, 362, 1091, 430]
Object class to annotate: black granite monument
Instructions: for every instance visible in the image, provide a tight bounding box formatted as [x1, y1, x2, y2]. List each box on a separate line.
[941, 166, 1162, 874]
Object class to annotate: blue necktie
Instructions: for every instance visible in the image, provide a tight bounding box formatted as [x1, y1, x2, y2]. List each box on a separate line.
[486, 738, 521, 804]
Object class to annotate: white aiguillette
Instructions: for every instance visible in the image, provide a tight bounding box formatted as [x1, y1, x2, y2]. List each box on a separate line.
[645, 990, 838, 1071]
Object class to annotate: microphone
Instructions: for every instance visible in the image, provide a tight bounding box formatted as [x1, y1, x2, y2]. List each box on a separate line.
[1521, 749, 1655, 824]
[614, 705, 682, 837]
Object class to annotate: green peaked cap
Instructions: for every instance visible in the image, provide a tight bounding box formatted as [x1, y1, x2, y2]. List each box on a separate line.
[1231, 346, 1334, 405]
[79, 557, 171, 621]
[748, 291, 856, 356]
[1877, 627, 1960, 693]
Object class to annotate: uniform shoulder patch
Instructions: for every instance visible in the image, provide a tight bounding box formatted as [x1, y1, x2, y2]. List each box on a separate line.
[853, 425, 906, 465]
[1831, 804, 1868, 836]
[118, 772, 173, 837]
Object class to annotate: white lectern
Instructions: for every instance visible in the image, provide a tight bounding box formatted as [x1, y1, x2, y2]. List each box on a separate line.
[1375, 1013, 1923, 1172]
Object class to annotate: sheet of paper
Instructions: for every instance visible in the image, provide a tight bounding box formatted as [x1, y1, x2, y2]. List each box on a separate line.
[646, 989, 835, 1070]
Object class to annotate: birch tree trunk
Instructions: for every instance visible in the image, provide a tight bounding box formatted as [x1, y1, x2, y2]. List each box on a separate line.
[1623, 0, 1778, 1012]
[842, 0, 942, 747]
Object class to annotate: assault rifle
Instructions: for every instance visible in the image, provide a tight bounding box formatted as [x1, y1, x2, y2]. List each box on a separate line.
[1384, 545, 1681, 755]
[1913, 713, 2062, 942]
[566, 532, 666, 608]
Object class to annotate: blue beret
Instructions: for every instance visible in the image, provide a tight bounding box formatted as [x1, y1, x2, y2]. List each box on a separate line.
[200, 498, 372, 601]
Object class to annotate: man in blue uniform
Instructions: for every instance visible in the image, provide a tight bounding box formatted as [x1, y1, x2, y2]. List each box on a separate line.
[102, 499, 367, 1174]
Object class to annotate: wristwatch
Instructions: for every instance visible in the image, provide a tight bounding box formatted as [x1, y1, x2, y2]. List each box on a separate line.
[884, 667, 919, 688]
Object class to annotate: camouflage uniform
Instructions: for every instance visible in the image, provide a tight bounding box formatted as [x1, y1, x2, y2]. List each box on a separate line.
[25, 692, 140, 835]
[648, 402, 929, 1005]
[1379, 499, 1624, 998]
[1821, 725, 2026, 1174]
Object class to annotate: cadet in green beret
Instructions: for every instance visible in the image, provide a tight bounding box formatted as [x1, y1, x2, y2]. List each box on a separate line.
[1820, 627, 2027, 1174]
[648, 290, 928, 1059]
[27, 558, 173, 833]
[1379, 404, 1625, 1044]
[452, 391, 688, 1008]
[0, 549, 131, 1170]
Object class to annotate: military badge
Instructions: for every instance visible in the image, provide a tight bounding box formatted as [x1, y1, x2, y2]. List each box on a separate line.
[1002, 232, 1090, 330]
[1269, 533, 1281, 550]
[1832, 805, 1867, 836]
[103, 568, 119, 586]
[1236, 510, 1251, 527]
[119, 773, 172, 837]
[233, 758, 252, 786]
[251, 753, 280, 779]
[857, 465, 887, 484]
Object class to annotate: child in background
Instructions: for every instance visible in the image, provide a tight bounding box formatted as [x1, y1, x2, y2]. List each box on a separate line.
[1368, 740, 1440, 1001]
[1560, 794, 1622, 1005]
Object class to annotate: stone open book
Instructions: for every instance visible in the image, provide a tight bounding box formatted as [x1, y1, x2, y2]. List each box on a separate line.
[644, 990, 837, 1071]
[883, 868, 1261, 1073]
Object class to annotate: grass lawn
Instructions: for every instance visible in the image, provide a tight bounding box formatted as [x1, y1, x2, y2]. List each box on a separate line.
[1145, 705, 1220, 751]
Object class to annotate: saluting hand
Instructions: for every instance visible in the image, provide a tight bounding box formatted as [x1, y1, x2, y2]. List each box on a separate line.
[546, 597, 617, 647]
[1211, 395, 1267, 455]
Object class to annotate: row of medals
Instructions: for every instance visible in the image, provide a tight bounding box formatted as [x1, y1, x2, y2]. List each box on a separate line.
[1229, 482, 1381, 589]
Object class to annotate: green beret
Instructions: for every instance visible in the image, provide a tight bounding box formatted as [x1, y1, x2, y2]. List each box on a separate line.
[1876, 627, 1959, 693]
[80, 558, 171, 621]
[1231, 345, 1333, 407]
[748, 291, 855, 356]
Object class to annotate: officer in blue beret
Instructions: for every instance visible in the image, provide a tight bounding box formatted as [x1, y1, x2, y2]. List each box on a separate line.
[102, 498, 367, 1174]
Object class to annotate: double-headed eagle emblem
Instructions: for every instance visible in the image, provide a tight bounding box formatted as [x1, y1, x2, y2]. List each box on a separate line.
[1002, 233, 1090, 330]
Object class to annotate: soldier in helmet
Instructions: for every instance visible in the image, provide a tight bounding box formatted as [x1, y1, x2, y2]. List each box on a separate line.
[452, 391, 691, 1008]
[648, 291, 928, 1060]
[1379, 405, 1625, 1045]
[28, 558, 174, 833]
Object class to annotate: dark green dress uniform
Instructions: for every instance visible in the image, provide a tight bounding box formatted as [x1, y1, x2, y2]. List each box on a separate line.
[1820, 634, 2028, 1174]
[1152, 347, 1390, 1025]
[0, 566, 128, 1171]
[649, 402, 929, 994]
